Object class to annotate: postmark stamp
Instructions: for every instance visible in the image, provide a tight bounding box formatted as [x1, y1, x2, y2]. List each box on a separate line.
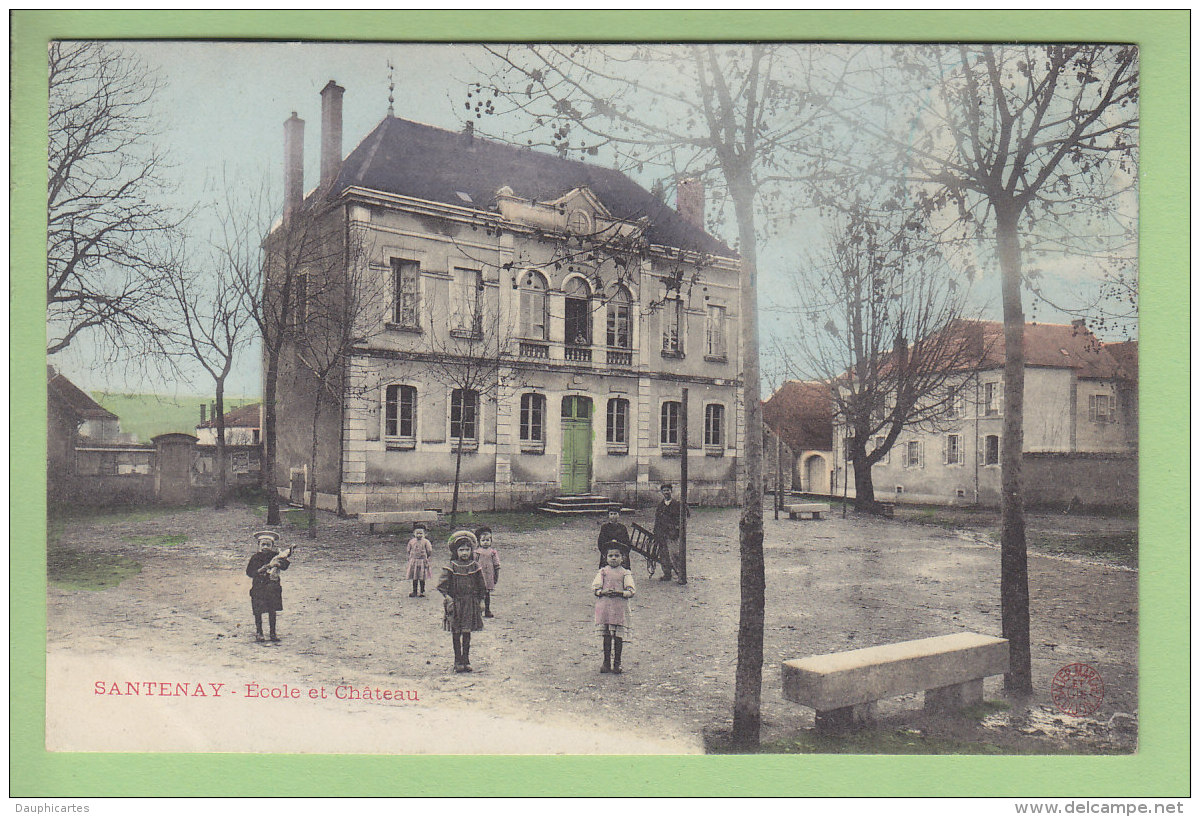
[1051, 662, 1105, 716]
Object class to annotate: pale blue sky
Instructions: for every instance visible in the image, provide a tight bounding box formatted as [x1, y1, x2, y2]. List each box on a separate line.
[53, 41, 1133, 398]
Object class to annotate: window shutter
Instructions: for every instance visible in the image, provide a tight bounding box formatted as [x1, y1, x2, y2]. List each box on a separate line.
[943, 435, 949, 465]
[919, 440, 926, 468]
[1088, 394, 1097, 422]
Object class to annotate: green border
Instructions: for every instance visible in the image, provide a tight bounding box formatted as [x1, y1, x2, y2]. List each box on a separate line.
[11, 10, 1189, 797]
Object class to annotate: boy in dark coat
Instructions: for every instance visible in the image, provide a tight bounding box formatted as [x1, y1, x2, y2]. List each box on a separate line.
[652, 483, 687, 583]
[246, 530, 291, 643]
[597, 507, 632, 569]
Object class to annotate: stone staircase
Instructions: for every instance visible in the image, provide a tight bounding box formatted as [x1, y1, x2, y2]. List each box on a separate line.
[537, 494, 623, 515]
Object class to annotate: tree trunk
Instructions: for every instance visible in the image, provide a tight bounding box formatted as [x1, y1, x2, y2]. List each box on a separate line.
[306, 393, 322, 539]
[852, 455, 876, 510]
[450, 437, 464, 526]
[214, 383, 227, 510]
[679, 387, 688, 585]
[995, 203, 1032, 694]
[729, 176, 765, 749]
[263, 351, 281, 525]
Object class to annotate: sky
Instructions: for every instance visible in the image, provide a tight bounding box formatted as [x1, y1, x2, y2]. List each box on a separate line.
[50, 41, 1136, 399]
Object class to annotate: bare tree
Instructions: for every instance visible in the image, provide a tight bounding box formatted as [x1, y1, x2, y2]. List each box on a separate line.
[218, 175, 341, 526]
[166, 236, 254, 510]
[421, 288, 514, 526]
[475, 44, 832, 746]
[290, 224, 388, 535]
[774, 207, 987, 510]
[840, 44, 1138, 693]
[46, 41, 185, 366]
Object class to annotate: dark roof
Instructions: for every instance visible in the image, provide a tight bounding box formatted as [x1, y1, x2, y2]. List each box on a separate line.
[330, 116, 734, 257]
[197, 403, 261, 429]
[965, 320, 1126, 379]
[1103, 340, 1138, 382]
[763, 381, 834, 452]
[47, 367, 117, 421]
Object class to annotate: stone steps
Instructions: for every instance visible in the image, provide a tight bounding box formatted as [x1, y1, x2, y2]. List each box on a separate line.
[538, 495, 623, 515]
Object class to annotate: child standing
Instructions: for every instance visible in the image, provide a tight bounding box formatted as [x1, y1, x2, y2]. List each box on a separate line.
[246, 530, 291, 643]
[436, 530, 487, 673]
[473, 526, 501, 618]
[592, 544, 635, 674]
[596, 507, 632, 569]
[405, 523, 434, 597]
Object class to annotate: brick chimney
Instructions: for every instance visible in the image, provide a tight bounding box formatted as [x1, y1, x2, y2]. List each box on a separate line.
[676, 177, 705, 230]
[283, 111, 305, 223]
[320, 80, 345, 189]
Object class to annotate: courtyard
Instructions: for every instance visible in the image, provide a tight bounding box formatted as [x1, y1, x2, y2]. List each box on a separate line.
[45, 498, 1138, 754]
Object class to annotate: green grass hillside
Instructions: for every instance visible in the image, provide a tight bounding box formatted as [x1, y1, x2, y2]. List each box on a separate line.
[92, 393, 258, 443]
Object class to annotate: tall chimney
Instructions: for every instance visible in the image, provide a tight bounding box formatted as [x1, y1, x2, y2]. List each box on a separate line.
[200, 403, 206, 424]
[284, 111, 305, 223]
[676, 177, 705, 230]
[320, 80, 345, 189]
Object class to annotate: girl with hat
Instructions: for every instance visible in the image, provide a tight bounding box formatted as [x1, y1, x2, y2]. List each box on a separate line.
[246, 530, 291, 643]
[435, 530, 488, 672]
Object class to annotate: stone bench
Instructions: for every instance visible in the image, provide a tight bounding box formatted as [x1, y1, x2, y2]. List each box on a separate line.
[785, 503, 830, 520]
[781, 632, 1009, 732]
[359, 510, 439, 533]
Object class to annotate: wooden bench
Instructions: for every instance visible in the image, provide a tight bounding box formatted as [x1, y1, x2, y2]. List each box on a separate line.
[781, 632, 1009, 732]
[359, 510, 439, 533]
[785, 503, 830, 520]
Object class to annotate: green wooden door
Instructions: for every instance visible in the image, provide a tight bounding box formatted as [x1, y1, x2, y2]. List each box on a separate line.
[560, 396, 593, 494]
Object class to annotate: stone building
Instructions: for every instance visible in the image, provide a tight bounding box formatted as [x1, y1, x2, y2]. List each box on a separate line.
[270, 82, 744, 514]
[763, 380, 835, 496]
[834, 320, 1138, 509]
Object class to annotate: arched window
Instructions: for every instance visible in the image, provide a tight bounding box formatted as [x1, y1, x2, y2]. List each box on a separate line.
[519, 271, 548, 340]
[607, 285, 632, 349]
[564, 278, 592, 346]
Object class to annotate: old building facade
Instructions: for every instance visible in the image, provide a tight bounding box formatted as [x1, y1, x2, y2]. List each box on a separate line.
[271, 83, 744, 514]
[834, 321, 1138, 509]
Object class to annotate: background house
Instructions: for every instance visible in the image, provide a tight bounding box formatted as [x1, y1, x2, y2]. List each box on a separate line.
[195, 403, 262, 445]
[194, 403, 263, 487]
[763, 380, 835, 495]
[834, 320, 1138, 509]
[271, 82, 744, 514]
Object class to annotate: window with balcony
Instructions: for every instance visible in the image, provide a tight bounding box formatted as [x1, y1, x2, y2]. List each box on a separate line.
[564, 278, 592, 362]
[391, 258, 420, 329]
[606, 286, 632, 366]
[384, 384, 417, 449]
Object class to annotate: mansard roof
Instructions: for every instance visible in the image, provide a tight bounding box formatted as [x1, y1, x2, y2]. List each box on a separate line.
[330, 115, 735, 258]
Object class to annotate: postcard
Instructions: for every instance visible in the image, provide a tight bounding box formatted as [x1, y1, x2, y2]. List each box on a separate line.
[12, 10, 1189, 799]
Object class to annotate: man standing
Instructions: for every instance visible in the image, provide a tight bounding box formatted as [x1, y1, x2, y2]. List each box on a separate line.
[652, 483, 687, 584]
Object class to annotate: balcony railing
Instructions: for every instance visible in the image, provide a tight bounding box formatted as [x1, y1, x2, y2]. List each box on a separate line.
[564, 345, 592, 363]
[606, 349, 633, 366]
[519, 341, 549, 359]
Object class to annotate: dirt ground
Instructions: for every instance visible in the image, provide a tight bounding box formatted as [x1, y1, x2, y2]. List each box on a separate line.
[45, 500, 1138, 754]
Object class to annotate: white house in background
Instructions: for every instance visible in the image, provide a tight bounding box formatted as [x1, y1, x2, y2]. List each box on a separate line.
[195, 403, 262, 445]
[835, 320, 1138, 509]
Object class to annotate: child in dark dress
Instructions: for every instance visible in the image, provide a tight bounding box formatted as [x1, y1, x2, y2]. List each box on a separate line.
[436, 530, 487, 673]
[246, 530, 291, 643]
